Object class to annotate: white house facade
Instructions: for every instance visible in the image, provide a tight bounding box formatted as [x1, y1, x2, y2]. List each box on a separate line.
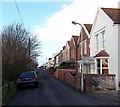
[65, 41, 70, 62]
[90, 8, 120, 89]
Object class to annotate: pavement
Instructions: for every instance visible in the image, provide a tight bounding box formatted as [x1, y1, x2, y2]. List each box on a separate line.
[87, 90, 119, 105]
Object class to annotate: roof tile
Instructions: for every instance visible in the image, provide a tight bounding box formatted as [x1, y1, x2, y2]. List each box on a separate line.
[84, 24, 92, 33]
[94, 50, 109, 57]
[102, 8, 120, 24]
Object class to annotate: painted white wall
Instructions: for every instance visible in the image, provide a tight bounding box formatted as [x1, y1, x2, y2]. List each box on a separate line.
[62, 49, 66, 62]
[90, 8, 119, 89]
[65, 42, 70, 62]
[56, 55, 59, 66]
[118, 25, 120, 88]
[48, 58, 54, 67]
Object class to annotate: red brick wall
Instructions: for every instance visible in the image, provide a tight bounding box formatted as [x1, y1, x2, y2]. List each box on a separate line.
[70, 38, 77, 62]
[53, 69, 80, 90]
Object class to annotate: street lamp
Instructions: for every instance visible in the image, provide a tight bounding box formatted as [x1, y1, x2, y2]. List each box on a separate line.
[72, 21, 82, 27]
[72, 21, 84, 92]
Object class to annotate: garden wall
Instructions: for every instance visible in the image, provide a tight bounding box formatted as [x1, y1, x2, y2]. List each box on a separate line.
[84, 74, 116, 92]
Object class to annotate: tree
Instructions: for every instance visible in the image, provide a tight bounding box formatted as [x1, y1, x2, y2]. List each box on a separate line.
[1, 23, 41, 83]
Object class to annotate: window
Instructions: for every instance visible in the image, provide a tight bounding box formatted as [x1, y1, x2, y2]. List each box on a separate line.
[96, 58, 109, 74]
[97, 59, 100, 74]
[95, 34, 99, 51]
[102, 59, 109, 74]
[80, 43, 82, 57]
[83, 40, 87, 54]
[101, 30, 105, 49]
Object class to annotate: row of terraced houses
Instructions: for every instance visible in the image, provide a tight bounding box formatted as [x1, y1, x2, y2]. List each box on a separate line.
[49, 7, 120, 90]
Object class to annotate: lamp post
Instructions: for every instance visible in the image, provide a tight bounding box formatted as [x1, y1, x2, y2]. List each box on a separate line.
[72, 21, 84, 91]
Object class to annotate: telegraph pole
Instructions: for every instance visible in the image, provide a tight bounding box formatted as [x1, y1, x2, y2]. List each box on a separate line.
[28, 38, 30, 71]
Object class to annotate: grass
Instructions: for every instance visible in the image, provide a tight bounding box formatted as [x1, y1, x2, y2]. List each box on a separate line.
[2, 82, 18, 105]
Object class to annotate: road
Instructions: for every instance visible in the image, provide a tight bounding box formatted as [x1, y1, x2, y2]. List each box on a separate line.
[6, 69, 108, 105]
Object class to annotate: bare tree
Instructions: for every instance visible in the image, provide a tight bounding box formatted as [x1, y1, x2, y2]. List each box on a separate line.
[1, 23, 41, 83]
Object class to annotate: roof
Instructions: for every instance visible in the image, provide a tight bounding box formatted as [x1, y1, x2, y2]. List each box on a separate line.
[72, 35, 79, 44]
[101, 8, 120, 24]
[84, 24, 92, 34]
[67, 41, 70, 46]
[94, 50, 109, 58]
[63, 46, 65, 50]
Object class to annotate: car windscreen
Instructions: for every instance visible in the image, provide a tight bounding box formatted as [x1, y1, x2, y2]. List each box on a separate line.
[20, 72, 35, 78]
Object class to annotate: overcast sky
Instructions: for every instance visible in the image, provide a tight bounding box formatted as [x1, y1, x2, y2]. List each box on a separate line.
[1, 0, 119, 66]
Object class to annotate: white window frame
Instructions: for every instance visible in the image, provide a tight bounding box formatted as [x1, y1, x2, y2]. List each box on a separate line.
[96, 58, 109, 74]
[101, 30, 105, 49]
[95, 34, 99, 51]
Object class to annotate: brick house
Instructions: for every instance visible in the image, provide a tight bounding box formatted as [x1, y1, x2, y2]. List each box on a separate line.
[64, 41, 70, 62]
[62, 46, 66, 62]
[58, 50, 63, 66]
[48, 58, 54, 68]
[69, 35, 79, 62]
[77, 24, 93, 74]
[54, 50, 63, 67]
[54, 42, 70, 67]
[54, 53, 59, 67]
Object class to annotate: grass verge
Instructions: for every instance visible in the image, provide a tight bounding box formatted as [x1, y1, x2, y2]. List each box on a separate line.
[2, 82, 17, 105]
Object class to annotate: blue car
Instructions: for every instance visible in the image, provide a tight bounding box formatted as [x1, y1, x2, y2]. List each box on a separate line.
[17, 71, 39, 89]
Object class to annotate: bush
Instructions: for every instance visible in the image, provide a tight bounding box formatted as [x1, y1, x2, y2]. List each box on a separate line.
[59, 62, 75, 69]
[70, 72, 77, 76]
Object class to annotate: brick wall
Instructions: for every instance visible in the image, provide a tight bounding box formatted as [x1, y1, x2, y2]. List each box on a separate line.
[84, 74, 116, 93]
[53, 69, 80, 90]
[52, 69, 116, 93]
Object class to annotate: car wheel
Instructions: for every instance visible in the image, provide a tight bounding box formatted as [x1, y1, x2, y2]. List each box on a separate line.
[17, 85, 21, 90]
[35, 83, 38, 88]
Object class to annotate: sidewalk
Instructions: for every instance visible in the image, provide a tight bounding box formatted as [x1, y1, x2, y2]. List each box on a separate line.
[88, 90, 119, 105]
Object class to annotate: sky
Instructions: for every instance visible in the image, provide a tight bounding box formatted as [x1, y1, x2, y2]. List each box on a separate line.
[1, 0, 119, 66]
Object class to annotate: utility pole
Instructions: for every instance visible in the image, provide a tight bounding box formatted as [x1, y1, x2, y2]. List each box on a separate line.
[28, 38, 30, 71]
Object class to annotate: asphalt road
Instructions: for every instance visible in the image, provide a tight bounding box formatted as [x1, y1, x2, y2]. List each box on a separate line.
[6, 69, 108, 105]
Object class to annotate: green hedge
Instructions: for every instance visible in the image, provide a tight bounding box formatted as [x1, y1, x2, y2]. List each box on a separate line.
[70, 72, 77, 76]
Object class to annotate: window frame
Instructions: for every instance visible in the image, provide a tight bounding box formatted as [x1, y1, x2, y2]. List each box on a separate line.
[101, 30, 106, 49]
[96, 58, 109, 74]
[95, 34, 99, 51]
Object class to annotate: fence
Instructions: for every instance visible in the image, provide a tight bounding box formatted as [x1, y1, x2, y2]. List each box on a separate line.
[0, 81, 15, 91]
[1, 81, 17, 105]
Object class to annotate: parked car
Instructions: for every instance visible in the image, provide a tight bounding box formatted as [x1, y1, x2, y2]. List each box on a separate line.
[17, 71, 39, 89]
[34, 69, 39, 75]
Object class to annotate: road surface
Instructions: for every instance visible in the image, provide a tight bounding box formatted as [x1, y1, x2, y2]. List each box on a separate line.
[6, 69, 108, 105]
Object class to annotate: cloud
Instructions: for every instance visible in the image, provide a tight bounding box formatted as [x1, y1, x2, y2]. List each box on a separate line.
[33, 0, 119, 65]
[34, 0, 118, 42]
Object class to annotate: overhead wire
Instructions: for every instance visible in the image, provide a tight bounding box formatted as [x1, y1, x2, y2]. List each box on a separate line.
[15, 0, 31, 71]
[15, 0, 25, 28]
